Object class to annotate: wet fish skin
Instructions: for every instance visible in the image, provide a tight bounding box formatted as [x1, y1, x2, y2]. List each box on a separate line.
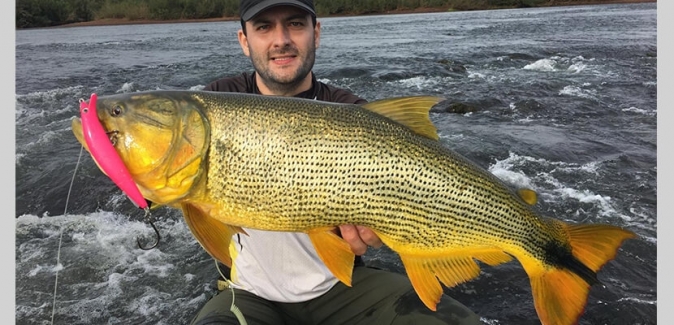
[71, 90, 636, 325]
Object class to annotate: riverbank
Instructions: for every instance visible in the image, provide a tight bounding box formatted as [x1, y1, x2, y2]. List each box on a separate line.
[51, 0, 655, 29]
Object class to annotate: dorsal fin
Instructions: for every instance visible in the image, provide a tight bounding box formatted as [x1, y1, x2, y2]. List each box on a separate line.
[362, 96, 445, 140]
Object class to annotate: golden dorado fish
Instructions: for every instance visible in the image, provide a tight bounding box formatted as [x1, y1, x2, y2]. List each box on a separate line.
[71, 90, 635, 325]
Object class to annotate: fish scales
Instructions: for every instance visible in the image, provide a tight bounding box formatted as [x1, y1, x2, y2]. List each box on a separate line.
[72, 90, 636, 325]
[194, 92, 545, 254]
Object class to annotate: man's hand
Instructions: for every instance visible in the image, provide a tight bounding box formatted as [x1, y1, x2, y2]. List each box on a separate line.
[338, 225, 383, 256]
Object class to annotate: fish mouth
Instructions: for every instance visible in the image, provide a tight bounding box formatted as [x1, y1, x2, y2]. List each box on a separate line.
[106, 130, 120, 146]
[71, 117, 120, 149]
[70, 91, 212, 206]
[71, 117, 87, 149]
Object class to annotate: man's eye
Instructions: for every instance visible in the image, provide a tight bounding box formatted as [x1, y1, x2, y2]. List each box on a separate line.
[289, 22, 303, 27]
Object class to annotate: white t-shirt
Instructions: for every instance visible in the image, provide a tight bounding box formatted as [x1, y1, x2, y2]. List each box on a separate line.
[228, 229, 340, 302]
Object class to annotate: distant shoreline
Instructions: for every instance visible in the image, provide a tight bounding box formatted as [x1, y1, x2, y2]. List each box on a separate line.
[47, 0, 655, 29]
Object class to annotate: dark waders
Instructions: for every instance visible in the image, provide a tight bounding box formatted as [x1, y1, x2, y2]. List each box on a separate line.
[190, 266, 481, 325]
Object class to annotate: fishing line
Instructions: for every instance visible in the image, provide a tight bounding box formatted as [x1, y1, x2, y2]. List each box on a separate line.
[214, 259, 247, 325]
[51, 145, 85, 325]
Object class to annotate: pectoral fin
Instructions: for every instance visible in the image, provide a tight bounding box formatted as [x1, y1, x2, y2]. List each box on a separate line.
[307, 228, 355, 287]
[181, 202, 247, 268]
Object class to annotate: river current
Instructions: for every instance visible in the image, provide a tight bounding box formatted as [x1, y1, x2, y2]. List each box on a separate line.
[15, 3, 657, 324]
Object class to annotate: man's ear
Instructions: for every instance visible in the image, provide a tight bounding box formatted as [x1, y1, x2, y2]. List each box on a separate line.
[314, 21, 321, 49]
[238, 29, 250, 57]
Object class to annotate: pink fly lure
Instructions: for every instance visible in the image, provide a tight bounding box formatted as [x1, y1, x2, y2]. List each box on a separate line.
[79, 93, 148, 210]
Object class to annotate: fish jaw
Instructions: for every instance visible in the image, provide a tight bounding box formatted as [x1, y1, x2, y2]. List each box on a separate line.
[72, 116, 109, 178]
[71, 92, 211, 206]
[71, 117, 90, 153]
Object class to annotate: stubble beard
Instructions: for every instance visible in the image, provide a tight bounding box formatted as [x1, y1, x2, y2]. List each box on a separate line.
[250, 43, 316, 94]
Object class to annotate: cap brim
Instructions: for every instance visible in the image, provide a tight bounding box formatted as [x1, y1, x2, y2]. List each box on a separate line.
[241, 0, 315, 21]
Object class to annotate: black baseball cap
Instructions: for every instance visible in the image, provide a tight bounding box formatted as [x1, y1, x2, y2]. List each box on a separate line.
[239, 0, 316, 21]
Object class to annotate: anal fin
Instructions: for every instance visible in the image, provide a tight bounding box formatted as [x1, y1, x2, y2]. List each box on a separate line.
[400, 254, 487, 311]
[474, 250, 513, 266]
[181, 202, 247, 268]
[307, 228, 355, 287]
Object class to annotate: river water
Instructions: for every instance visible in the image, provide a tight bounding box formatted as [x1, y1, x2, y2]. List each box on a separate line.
[15, 3, 657, 324]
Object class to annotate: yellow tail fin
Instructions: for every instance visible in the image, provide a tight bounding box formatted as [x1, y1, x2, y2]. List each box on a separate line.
[566, 224, 636, 272]
[523, 224, 636, 325]
[530, 267, 591, 325]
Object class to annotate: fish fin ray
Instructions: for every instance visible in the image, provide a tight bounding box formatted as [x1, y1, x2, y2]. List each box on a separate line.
[399, 255, 444, 311]
[474, 250, 514, 266]
[519, 222, 635, 325]
[431, 256, 482, 288]
[399, 254, 485, 311]
[307, 228, 355, 287]
[361, 96, 445, 140]
[517, 188, 538, 205]
[529, 266, 590, 325]
[181, 202, 245, 268]
[566, 224, 636, 271]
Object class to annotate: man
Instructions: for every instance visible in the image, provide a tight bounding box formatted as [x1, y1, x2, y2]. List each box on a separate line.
[190, 1, 481, 324]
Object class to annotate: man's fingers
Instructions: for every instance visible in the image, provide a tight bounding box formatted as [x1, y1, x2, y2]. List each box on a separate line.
[337, 225, 384, 255]
[339, 225, 368, 255]
[357, 226, 383, 248]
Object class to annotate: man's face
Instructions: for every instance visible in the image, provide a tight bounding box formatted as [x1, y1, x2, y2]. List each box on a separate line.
[238, 6, 320, 93]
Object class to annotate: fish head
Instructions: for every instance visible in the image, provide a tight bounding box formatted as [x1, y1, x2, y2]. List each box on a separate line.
[71, 91, 210, 206]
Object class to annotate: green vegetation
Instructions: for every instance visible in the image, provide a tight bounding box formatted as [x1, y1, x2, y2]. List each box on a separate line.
[16, 0, 646, 29]
[16, 0, 241, 28]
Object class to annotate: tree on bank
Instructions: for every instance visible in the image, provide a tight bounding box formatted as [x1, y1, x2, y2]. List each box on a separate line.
[15, 0, 640, 29]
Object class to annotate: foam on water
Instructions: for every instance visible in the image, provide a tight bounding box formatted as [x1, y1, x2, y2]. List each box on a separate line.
[487, 152, 624, 221]
[16, 211, 212, 324]
[622, 106, 656, 116]
[616, 297, 657, 305]
[116, 82, 137, 93]
[393, 76, 435, 90]
[523, 58, 557, 71]
[15, 86, 85, 102]
[567, 61, 587, 73]
[559, 84, 598, 100]
[489, 163, 536, 190]
[190, 85, 206, 91]
[521, 55, 598, 76]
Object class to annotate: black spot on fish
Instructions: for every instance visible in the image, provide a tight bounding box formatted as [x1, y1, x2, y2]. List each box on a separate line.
[543, 241, 599, 286]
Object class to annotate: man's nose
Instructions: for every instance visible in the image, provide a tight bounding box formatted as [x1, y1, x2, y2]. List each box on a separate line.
[271, 25, 291, 48]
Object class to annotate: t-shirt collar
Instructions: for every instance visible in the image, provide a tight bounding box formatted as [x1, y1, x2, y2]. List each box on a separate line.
[251, 72, 318, 100]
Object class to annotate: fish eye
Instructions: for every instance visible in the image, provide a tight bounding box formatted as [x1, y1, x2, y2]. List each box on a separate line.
[110, 105, 123, 117]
